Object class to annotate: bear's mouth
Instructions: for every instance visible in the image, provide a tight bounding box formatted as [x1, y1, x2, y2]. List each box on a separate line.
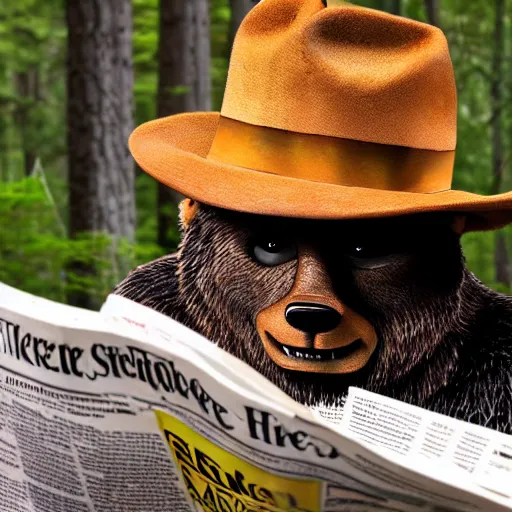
[266, 332, 363, 361]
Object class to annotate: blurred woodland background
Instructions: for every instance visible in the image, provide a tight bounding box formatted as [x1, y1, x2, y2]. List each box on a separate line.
[0, 0, 511, 309]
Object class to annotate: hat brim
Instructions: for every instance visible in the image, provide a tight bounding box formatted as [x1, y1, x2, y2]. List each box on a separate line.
[130, 112, 512, 232]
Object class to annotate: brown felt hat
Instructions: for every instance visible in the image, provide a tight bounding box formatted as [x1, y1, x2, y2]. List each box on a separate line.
[130, 0, 512, 232]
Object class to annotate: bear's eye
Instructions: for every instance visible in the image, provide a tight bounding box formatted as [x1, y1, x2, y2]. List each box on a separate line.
[349, 243, 390, 259]
[251, 238, 297, 266]
[345, 238, 402, 268]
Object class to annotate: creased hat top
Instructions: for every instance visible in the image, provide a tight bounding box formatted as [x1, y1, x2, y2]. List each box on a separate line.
[127, 0, 512, 232]
[222, 0, 457, 151]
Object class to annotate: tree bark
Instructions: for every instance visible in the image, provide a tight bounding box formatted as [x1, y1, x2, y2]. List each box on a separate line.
[67, 0, 135, 307]
[389, 0, 401, 15]
[157, 0, 211, 250]
[490, 0, 510, 288]
[373, 0, 401, 16]
[424, 0, 441, 27]
[228, 0, 255, 52]
[14, 67, 39, 176]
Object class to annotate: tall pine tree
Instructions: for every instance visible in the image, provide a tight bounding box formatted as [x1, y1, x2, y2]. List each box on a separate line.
[66, 0, 135, 307]
[156, 0, 211, 250]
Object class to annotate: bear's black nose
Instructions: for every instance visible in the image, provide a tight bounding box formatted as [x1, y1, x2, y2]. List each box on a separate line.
[285, 303, 341, 334]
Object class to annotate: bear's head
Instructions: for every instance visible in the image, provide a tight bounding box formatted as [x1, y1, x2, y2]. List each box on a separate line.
[117, 200, 473, 406]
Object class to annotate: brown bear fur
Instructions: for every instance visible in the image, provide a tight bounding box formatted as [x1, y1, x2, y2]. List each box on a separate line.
[114, 204, 512, 434]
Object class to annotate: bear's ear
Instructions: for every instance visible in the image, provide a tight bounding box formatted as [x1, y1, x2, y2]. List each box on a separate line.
[179, 198, 200, 230]
[450, 215, 466, 235]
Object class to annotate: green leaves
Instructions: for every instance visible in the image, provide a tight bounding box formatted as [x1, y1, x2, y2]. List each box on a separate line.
[0, 176, 168, 308]
[166, 85, 191, 96]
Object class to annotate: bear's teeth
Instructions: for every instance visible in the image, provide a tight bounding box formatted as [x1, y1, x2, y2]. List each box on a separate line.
[280, 344, 340, 361]
[275, 338, 362, 362]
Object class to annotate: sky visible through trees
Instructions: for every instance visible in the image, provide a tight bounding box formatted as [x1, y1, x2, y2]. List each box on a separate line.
[0, 0, 511, 308]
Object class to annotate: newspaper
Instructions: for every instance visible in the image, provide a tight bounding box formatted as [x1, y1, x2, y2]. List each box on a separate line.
[0, 283, 511, 512]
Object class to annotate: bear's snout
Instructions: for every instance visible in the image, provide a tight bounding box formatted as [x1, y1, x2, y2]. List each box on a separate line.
[255, 242, 378, 375]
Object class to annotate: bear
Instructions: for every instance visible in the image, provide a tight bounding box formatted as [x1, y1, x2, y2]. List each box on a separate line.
[114, 200, 512, 435]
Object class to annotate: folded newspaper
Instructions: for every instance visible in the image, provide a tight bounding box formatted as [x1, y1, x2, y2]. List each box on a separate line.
[0, 282, 510, 512]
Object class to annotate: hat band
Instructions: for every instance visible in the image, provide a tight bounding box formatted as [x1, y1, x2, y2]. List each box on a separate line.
[207, 117, 455, 193]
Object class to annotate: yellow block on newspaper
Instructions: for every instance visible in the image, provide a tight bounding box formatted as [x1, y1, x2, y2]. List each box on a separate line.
[155, 411, 322, 512]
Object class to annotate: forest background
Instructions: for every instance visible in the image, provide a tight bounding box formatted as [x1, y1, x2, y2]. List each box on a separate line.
[0, 0, 511, 309]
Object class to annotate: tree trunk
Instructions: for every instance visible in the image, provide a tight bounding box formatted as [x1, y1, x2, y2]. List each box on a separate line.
[490, 0, 510, 288]
[424, 0, 441, 27]
[372, 0, 401, 16]
[375, 0, 386, 10]
[228, 0, 254, 52]
[67, 0, 135, 308]
[157, 0, 211, 251]
[389, 0, 401, 15]
[14, 67, 39, 176]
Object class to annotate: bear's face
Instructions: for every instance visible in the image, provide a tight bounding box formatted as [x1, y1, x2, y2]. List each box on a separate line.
[176, 205, 465, 403]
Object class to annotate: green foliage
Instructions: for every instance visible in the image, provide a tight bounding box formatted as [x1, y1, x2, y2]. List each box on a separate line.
[211, 0, 231, 110]
[462, 227, 512, 292]
[135, 173, 177, 256]
[0, 176, 167, 308]
[133, 0, 158, 125]
[0, 0, 66, 181]
[0, 178, 90, 303]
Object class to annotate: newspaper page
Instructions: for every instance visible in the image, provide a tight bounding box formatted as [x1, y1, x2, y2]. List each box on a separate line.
[341, 388, 512, 501]
[0, 283, 510, 512]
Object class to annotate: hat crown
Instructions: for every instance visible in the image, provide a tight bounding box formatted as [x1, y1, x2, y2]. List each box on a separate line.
[221, 0, 457, 151]
[128, 2, 512, 233]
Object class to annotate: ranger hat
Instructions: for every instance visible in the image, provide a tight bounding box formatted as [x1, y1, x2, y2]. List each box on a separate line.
[129, 0, 512, 231]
